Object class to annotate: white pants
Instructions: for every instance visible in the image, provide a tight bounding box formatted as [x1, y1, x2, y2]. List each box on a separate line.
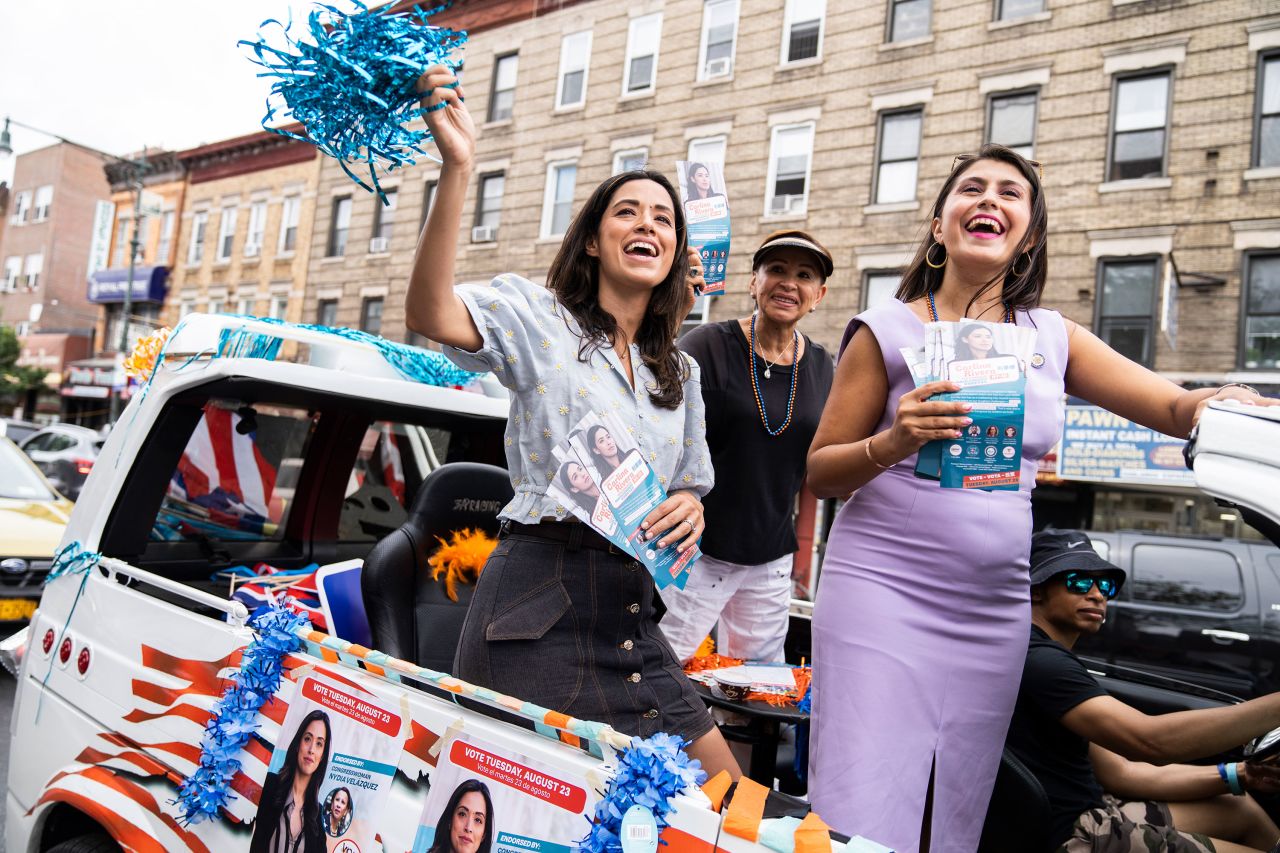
[659, 553, 793, 663]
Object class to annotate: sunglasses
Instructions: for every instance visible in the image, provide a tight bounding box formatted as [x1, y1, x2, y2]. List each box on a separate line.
[1063, 572, 1119, 600]
[952, 153, 1044, 181]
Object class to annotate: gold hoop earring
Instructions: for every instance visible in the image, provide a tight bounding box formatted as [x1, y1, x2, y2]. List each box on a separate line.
[1011, 251, 1031, 277]
[925, 243, 947, 270]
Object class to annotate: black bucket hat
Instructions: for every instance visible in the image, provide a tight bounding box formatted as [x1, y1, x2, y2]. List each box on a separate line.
[1029, 528, 1126, 589]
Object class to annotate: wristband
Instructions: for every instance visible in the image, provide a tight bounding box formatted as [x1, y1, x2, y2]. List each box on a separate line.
[1224, 761, 1245, 795]
[1219, 382, 1260, 397]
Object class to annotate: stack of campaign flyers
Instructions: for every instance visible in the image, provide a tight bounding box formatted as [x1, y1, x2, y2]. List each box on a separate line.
[546, 411, 700, 590]
[676, 160, 730, 296]
[900, 318, 1038, 491]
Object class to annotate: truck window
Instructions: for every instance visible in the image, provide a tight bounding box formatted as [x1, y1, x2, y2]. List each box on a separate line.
[1091, 540, 1110, 562]
[1130, 544, 1244, 612]
[152, 401, 315, 543]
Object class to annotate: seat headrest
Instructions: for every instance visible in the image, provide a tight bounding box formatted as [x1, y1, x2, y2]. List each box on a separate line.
[407, 462, 513, 537]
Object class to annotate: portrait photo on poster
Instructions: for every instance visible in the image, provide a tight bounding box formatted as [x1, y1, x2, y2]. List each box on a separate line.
[675, 160, 730, 294]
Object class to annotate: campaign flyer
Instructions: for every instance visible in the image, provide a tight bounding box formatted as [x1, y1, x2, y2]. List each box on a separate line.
[412, 732, 595, 853]
[676, 160, 730, 295]
[253, 674, 407, 853]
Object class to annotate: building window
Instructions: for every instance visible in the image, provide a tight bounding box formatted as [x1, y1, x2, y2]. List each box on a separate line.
[23, 254, 43, 290]
[269, 294, 289, 321]
[1255, 52, 1279, 169]
[179, 300, 196, 318]
[680, 294, 712, 339]
[371, 188, 397, 252]
[113, 214, 132, 266]
[488, 53, 519, 122]
[541, 161, 578, 239]
[246, 200, 268, 257]
[888, 0, 930, 42]
[987, 90, 1038, 158]
[216, 205, 238, 262]
[156, 210, 176, 263]
[624, 13, 663, 95]
[317, 299, 338, 327]
[782, 0, 826, 64]
[473, 173, 505, 241]
[613, 148, 649, 174]
[208, 295, 225, 315]
[9, 191, 30, 225]
[278, 195, 300, 254]
[360, 297, 384, 335]
[863, 270, 901, 310]
[188, 211, 209, 265]
[2, 257, 20, 292]
[698, 0, 739, 81]
[995, 0, 1043, 21]
[328, 197, 352, 257]
[1243, 252, 1280, 369]
[1108, 71, 1171, 182]
[873, 109, 922, 204]
[765, 122, 815, 216]
[236, 296, 254, 316]
[556, 31, 592, 109]
[32, 185, 53, 221]
[688, 135, 727, 165]
[1097, 257, 1159, 366]
[421, 180, 438, 228]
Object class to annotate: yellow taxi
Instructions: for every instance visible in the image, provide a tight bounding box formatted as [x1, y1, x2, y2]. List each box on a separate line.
[0, 435, 72, 622]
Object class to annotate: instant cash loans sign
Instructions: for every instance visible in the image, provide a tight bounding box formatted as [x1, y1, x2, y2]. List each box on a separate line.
[1056, 403, 1195, 487]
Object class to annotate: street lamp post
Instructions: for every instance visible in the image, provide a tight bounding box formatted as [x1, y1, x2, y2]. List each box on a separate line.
[0, 116, 151, 424]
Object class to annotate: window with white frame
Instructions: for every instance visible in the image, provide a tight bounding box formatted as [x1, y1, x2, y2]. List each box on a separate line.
[863, 271, 901, 310]
[1243, 252, 1280, 369]
[269, 293, 289, 321]
[189, 211, 209, 265]
[698, 0, 739, 81]
[996, 0, 1043, 20]
[179, 299, 196, 319]
[3, 257, 21, 292]
[216, 205, 238, 261]
[888, 0, 930, 42]
[246, 200, 268, 256]
[488, 53, 519, 122]
[782, 0, 826, 64]
[765, 123, 815, 216]
[1108, 71, 1171, 182]
[624, 14, 662, 95]
[156, 210, 176, 263]
[236, 295, 255, 316]
[9, 191, 30, 225]
[541, 161, 578, 239]
[687, 135, 727, 166]
[1255, 52, 1279, 169]
[873, 109, 922, 204]
[278, 195, 301, 253]
[24, 254, 43, 291]
[114, 213, 132, 266]
[208, 294, 225, 315]
[33, 185, 53, 221]
[328, 197, 352, 257]
[613, 148, 649, 174]
[987, 90, 1038, 158]
[679, 294, 712, 339]
[372, 188, 397, 249]
[474, 173, 505, 239]
[556, 31, 592, 109]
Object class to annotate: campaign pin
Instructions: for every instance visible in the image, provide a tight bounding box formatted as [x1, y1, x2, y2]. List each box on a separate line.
[1031, 353, 1045, 368]
[620, 804, 659, 853]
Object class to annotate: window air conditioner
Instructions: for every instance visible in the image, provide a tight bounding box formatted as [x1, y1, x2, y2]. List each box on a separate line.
[770, 194, 804, 215]
[244, 242, 261, 258]
[471, 224, 498, 243]
[704, 57, 731, 78]
[369, 237, 389, 253]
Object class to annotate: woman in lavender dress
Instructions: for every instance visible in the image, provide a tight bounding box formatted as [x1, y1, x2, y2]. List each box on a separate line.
[805, 145, 1275, 851]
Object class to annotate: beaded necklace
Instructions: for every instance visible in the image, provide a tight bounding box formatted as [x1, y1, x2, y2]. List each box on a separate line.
[748, 312, 799, 437]
[927, 290, 1014, 324]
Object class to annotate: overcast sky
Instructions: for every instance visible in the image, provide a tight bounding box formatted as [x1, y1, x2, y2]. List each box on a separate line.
[0, 0, 331, 186]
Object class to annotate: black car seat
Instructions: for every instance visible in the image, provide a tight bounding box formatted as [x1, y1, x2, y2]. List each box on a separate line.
[978, 747, 1053, 853]
[361, 462, 512, 673]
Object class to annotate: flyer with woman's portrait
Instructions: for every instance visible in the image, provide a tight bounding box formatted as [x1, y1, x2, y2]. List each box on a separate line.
[411, 732, 595, 853]
[675, 160, 730, 295]
[252, 674, 407, 853]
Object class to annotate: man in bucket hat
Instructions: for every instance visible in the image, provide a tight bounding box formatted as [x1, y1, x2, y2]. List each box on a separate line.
[1004, 529, 1280, 852]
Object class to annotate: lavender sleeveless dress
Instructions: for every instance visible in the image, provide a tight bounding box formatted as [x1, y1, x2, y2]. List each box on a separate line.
[810, 299, 1068, 851]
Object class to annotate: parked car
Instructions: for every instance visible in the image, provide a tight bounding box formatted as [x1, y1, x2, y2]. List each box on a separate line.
[0, 418, 41, 446]
[19, 423, 103, 500]
[0, 437, 71, 623]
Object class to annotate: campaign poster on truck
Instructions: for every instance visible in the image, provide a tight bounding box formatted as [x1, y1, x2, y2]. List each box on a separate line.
[412, 732, 595, 853]
[253, 674, 407, 853]
[1056, 403, 1196, 486]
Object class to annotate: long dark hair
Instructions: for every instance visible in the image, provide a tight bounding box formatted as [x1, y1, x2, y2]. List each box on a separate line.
[545, 170, 691, 409]
[430, 779, 495, 853]
[557, 461, 599, 515]
[272, 709, 332, 838]
[585, 424, 621, 473]
[684, 162, 711, 200]
[953, 323, 1005, 361]
[896, 144, 1047, 316]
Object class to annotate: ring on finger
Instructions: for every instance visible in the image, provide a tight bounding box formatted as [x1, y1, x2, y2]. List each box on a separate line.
[682, 519, 696, 533]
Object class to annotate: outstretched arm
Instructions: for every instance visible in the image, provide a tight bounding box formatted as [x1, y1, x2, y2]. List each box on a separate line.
[405, 66, 483, 352]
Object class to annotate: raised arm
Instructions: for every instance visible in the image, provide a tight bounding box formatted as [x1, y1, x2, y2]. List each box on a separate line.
[405, 66, 483, 352]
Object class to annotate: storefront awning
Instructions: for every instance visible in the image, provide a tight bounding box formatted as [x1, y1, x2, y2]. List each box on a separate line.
[87, 265, 168, 304]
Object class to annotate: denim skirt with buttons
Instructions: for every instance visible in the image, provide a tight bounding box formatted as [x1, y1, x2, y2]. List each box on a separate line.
[453, 527, 715, 742]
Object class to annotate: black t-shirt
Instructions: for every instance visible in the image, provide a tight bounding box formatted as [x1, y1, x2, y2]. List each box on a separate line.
[1006, 625, 1110, 847]
[679, 320, 834, 564]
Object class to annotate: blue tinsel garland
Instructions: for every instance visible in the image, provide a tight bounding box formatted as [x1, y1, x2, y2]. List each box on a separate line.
[175, 603, 309, 825]
[580, 732, 707, 853]
[240, 1, 467, 203]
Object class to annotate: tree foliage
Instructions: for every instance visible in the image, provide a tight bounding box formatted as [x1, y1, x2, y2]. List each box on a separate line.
[0, 325, 48, 400]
